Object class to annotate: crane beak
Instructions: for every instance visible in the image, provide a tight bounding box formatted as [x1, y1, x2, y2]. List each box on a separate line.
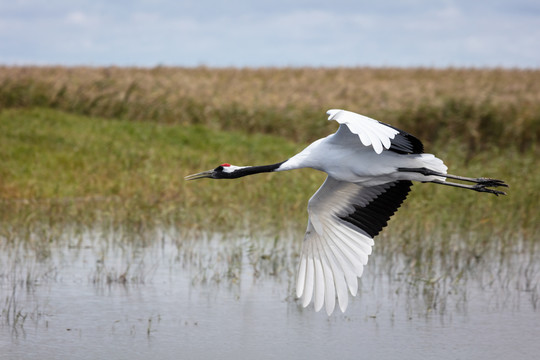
[184, 169, 214, 180]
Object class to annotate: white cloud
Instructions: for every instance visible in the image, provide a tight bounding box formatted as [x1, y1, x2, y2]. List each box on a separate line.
[65, 11, 98, 26]
[0, 0, 538, 67]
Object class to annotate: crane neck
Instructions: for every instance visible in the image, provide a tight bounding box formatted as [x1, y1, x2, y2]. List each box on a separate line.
[229, 161, 287, 178]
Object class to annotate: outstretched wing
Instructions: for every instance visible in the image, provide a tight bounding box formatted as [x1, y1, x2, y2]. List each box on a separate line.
[296, 176, 412, 315]
[327, 109, 424, 154]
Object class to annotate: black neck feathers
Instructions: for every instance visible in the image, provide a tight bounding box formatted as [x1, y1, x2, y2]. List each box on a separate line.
[222, 161, 285, 179]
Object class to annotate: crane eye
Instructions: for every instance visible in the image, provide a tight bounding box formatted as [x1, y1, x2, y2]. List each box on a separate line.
[214, 163, 231, 172]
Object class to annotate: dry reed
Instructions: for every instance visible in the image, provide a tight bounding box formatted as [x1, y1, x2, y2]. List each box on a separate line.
[1, 66, 539, 151]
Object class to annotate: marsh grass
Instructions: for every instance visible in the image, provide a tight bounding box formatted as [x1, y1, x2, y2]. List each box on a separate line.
[1, 227, 538, 335]
[1, 67, 539, 324]
[0, 107, 538, 240]
[0, 107, 309, 230]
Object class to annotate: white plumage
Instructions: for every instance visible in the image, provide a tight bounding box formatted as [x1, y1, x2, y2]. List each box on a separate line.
[327, 109, 399, 154]
[185, 109, 507, 315]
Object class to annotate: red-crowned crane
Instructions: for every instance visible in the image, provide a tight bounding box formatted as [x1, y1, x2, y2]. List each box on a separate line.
[186, 109, 507, 315]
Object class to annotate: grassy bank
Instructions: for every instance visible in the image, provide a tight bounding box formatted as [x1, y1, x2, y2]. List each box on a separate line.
[0, 108, 312, 231]
[1, 108, 537, 243]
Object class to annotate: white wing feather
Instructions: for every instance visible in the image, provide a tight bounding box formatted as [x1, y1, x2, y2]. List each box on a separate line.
[297, 177, 376, 315]
[296, 176, 412, 315]
[327, 109, 399, 154]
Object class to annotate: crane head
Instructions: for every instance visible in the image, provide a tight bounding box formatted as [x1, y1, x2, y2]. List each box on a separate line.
[185, 163, 244, 180]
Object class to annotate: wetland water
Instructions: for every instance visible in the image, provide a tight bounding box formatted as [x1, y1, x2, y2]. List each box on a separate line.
[1, 229, 539, 360]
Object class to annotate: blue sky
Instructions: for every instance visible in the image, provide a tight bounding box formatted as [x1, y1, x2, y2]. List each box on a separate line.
[1, 0, 539, 68]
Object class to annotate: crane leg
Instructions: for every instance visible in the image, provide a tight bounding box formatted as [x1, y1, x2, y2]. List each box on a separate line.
[398, 167, 508, 195]
[431, 180, 506, 196]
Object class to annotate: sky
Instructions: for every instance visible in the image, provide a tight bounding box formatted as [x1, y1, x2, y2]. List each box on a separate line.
[1, 0, 539, 68]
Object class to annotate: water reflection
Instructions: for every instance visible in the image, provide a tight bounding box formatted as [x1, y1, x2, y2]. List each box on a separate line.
[1, 228, 539, 359]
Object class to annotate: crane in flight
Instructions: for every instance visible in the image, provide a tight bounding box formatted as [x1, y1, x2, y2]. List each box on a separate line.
[185, 109, 507, 315]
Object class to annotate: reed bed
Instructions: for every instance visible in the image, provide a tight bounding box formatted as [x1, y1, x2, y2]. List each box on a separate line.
[1, 66, 539, 152]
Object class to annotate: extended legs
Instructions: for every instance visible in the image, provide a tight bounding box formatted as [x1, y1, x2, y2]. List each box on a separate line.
[398, 167, 508, 196]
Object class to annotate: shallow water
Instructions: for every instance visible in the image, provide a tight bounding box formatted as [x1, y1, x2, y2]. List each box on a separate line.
[1, 229, 539, 360]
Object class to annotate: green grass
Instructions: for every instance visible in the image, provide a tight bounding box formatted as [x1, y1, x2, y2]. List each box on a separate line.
[0, 108, 313, 231]
[1, 108, 538, 245]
